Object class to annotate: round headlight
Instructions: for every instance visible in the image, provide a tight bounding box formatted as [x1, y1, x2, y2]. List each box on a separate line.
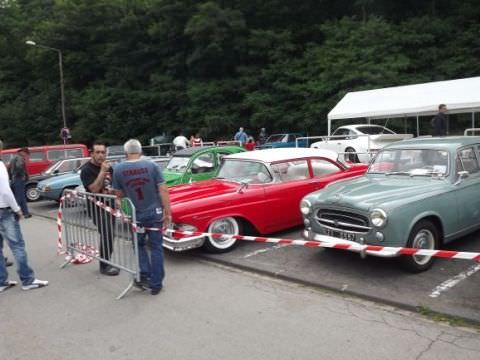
[300, 199, 312, 215]
[370, 209, 387, 228]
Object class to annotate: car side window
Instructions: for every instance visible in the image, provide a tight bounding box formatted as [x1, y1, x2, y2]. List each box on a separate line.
[271, 160, 309, 182]
[457, 147, 480, 174]
[311, 159, 341, 177]
[332, 128, 349, 140]
[67, 148, 83, 159]
[47, 150, 64, 161]
[191, 152, 214, 173]
[30, 151, 46, 162]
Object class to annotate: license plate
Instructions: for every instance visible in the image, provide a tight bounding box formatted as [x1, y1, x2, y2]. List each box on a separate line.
[325, 228, 356, 241]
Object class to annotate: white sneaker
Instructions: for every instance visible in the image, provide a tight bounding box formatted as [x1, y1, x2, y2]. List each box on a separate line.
[0, 280, 18, 292]
[22, 278, 49, 291]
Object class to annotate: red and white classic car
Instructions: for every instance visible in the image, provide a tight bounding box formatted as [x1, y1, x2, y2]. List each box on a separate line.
[165, 148, 368, 252]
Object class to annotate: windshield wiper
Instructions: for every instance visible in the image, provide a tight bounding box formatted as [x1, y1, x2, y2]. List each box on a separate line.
[384, 171, 410, 176]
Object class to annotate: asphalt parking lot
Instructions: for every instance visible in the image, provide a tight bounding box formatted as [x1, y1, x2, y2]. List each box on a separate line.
[30, 200, 480, 323]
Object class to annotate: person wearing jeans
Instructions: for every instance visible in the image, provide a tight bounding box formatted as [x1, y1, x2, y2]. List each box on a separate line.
[136, 210, 165, 291]
[0, 140, 47, 292]
[113, 139, 172, 295]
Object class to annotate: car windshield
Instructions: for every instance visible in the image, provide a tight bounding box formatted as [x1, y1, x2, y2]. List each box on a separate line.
[166, 156, 190, 172]
[217, 160, 272, 184]
[356, 126, 395, 135]
[266, 134, 286, 143]
[368, 149, 449, 177]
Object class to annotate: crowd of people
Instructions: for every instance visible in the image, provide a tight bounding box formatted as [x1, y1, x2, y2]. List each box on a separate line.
[173, 127, 269, 152]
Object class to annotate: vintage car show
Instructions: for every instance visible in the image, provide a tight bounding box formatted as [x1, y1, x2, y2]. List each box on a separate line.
[2, 1, 480, 360]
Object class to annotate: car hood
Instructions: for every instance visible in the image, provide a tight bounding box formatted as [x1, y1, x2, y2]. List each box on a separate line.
[162, 170, 183, 185]
[169, 179, 241, 203]
[308, 175, 449, 212]
[37, 173, 80, 188]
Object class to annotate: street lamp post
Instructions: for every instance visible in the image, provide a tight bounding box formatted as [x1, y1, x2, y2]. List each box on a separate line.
[26, 40, 68, 144]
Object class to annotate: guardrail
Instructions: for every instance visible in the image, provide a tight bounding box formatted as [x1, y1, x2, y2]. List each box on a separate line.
[464, 128, 480, 136]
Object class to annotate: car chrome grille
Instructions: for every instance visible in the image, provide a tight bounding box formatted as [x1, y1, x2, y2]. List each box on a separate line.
[315, 209, 371, 234]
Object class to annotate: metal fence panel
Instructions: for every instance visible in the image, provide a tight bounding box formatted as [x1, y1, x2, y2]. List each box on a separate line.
[60, 190, 140, 299]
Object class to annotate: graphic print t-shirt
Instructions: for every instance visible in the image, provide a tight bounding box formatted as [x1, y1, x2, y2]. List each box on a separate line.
[112, 159, 165, 219]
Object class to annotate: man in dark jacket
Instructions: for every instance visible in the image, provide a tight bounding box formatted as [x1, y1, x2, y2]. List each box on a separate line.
[10, 148, 31, 218]
[432, 104, 448, 136]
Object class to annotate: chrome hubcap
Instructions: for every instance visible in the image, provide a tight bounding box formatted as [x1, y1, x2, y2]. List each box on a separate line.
[27, 188, 39, 200]
[412, 229, 434, 265]
[208, 217, 239, 249]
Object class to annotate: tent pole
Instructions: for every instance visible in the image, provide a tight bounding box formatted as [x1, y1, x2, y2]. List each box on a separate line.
[416, 115, 419, 137]
[472, 112, 475, 129]
[328, 119, 331, 136]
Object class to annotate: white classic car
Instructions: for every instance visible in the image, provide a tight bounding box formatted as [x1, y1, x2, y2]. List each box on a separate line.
[310, 125, 413, 163]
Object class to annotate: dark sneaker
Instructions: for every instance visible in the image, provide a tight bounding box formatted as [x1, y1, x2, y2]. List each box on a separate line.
[22, 279, 48, 291]
[24, 214, 33, 219]
[100, 266, 120, 276]
[0, 280, 17, 292]
[151, 287, 162, 295]
[134, 275, 150, 290]
[4, 257, 13, 267]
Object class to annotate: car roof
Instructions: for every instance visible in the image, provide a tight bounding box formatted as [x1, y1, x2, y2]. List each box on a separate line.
[385, 136, 480, 150]
[338, 124, 386, 130]
[173, 146, 241, 156]
[224, 148, 339, 163]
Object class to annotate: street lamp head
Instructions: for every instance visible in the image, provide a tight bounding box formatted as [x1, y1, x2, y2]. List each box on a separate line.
[25, 40, 36, 46]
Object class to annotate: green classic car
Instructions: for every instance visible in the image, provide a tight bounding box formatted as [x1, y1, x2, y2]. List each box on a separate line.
[164, 146, 245, 185]
[301, 136, 480, 273]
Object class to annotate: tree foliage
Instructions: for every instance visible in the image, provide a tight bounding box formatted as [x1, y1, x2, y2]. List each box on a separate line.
[0, 0, 479, 146]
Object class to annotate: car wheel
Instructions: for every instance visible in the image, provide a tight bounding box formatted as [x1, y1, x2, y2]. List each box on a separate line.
[344, 147, 360, 163]
[26, 184, 40, 202]
[400, 220, 439, 273]
[203, 217, 241, 253]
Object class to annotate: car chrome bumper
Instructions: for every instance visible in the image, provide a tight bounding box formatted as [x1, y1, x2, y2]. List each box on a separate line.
[303, 230, 399, 258]
[162, 233, 205, 252]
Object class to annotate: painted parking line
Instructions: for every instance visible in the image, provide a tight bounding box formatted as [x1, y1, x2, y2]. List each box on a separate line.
[429, 263, 480, 298]
[243, 244, 290, 258]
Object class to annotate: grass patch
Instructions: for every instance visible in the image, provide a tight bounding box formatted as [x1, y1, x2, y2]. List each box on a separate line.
[418, 306, 480, 331]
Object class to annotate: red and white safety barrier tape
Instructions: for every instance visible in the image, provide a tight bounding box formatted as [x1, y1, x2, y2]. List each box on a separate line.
[58, 192, 480, 262]
[160, 229, 480, 261]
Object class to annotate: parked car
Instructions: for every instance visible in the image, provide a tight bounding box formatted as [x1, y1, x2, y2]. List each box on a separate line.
[53, 157, 171, 199]
[301, 136, 480, 273]
[163, 148, 368, 253]
[163, 146, 245, 186]
[1, 144, 89, 176]
[310, 125, 412, 163]
[25, 157, 90, 202]
[256, 133, 307, 149]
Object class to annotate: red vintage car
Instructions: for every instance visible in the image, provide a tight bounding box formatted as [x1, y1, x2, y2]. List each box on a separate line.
[165, 148, 368, 253]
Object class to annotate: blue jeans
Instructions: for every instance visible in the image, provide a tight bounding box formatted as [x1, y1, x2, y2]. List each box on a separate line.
[12, 179, 30, 216]
[0, 208, 35, 286]
[137, 211, 165, 290]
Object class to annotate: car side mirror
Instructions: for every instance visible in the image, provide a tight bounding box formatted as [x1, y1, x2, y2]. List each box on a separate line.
[454, 170, 469, 185]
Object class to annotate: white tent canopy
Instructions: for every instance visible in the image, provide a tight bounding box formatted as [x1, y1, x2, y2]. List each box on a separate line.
[327, 76, 480, 135]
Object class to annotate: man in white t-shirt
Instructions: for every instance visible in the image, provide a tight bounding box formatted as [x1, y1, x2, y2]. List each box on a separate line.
[0, 140, 48, 292]
[173, 132, 190, 150]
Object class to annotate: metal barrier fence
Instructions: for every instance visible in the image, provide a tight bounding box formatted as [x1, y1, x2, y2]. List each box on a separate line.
[60, 190, 140, 299]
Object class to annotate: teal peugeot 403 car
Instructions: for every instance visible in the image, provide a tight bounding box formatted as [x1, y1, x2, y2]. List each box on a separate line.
[301, 136, 480, 273]
[163, 146, 245, 186]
